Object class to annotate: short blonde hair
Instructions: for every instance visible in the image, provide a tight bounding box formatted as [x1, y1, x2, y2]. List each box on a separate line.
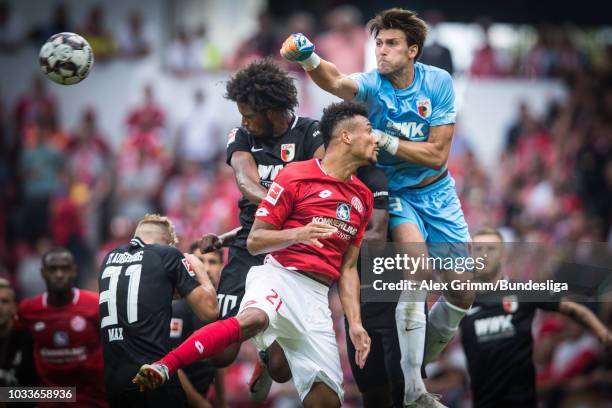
[136, 214, 179, 245]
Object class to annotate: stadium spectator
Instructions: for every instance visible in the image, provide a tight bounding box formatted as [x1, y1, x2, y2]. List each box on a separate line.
[469, 17, 505, 77]
[18, 114, 65, 244]
[117, 9, 150, 59]
[66, 108, 112, 245]
[227, 12, 278, 69]
[15, 238, 52, 299]
[173, 89, 223, 171]
[0, 0, 24, 51]
[29, 2, 72, 47]
[13, 76, 56, 134]
[0, 278, 38, 394]
[166, 28, 201, 76]
[80, 5, 116, 61]
[279, 11, 315, 75]
[19, 247, 108, 407]
[115, 146, 164, 222]
[126, 83, 166, 131]
[419, 10, 454, 75]
[66, 107, 111, 186]
[191, 24, 223, 70]
[315, 5, 367, 74]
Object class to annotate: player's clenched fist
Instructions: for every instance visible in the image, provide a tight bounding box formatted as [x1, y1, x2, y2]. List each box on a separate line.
[280, 33, 321, 71]
[293, 222, 337, 247]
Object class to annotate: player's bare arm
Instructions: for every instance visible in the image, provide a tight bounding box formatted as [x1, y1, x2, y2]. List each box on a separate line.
[184, 253, 219, 322]
[199, 226, 242, 253]
[377, 124, 454, 171]
[338, 244, 371, 369]
[559, 300, 612, 348]
[231, 151, 268, 204]
[280, 33, 358, 100]
[307, 59, 359, 100]
[247, 218, 337, 256]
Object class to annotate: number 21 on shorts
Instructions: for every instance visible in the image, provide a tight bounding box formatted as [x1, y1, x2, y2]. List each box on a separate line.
[265, 289, 283, 312]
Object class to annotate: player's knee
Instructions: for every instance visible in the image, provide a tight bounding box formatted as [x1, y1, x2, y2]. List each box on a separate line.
[266, 342, 292, 382]
[268, 358, 292, 383]
[237, 308, 269, 337]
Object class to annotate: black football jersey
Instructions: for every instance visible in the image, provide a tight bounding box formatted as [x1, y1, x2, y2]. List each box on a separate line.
[226, 115, 323, 247]
[460, 287, 559, 407]
[99, 237, 200, 395]
[354, 166, 395, 328]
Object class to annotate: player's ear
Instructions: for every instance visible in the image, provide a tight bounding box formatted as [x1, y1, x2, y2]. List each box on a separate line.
[340, 129, 352, 145]
[408, 44, 419, 59]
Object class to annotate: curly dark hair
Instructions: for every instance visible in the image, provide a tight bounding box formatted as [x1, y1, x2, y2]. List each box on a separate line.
[368, 8, 428, 60]
[319, 101, 368, 148]
[225, 58, 298, 112]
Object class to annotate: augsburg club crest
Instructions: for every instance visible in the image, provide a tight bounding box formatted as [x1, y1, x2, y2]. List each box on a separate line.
[280, 143, 295, 162]
[416, 98, 432, 118]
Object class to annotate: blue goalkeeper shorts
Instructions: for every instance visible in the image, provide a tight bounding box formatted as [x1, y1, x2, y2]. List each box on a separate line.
[389, 173, 470, 257]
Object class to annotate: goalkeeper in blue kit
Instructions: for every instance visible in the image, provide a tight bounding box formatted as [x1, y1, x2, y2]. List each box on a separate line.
[282, 8, 473, 408]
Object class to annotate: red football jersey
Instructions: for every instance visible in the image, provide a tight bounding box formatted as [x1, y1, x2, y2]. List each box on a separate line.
[18, 288, 108, 407]
[255, 159, 373, 281]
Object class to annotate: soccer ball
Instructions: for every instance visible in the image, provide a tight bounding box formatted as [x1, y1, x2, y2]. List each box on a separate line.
[39, 32, 94, 85]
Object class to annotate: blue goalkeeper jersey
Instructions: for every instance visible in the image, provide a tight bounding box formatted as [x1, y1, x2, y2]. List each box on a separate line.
[350, 62, 456, 190]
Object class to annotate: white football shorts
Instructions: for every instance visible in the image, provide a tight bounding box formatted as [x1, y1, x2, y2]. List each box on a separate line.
[238, 255, 344, 402]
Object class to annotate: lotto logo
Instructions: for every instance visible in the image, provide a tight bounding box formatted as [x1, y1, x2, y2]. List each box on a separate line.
[256, 207, 269, 217]
[195, 340, 205, 354]
[319, 190, 332, 198]
[265, 182, 284, 205]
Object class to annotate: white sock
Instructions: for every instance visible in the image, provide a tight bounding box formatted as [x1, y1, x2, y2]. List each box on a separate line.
[423, 296, 469, 364]
[396, 290, 427, 404]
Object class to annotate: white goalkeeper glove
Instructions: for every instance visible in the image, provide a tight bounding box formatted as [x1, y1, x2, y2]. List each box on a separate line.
[373, 130, 399, 156]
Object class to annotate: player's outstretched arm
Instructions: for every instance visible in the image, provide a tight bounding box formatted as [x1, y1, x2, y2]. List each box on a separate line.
[247, 219, 337, 256]
[184, 253, 219, 322]
[231, 151, 268, 205]
[280, 33, 358, 100]
[559, 301, 612, 348]
[199, 226, 242, 253]
[338, 245, 371, 369]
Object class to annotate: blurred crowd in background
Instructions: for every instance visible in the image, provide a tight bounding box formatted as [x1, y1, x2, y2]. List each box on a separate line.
[1, 1, 612, 406]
